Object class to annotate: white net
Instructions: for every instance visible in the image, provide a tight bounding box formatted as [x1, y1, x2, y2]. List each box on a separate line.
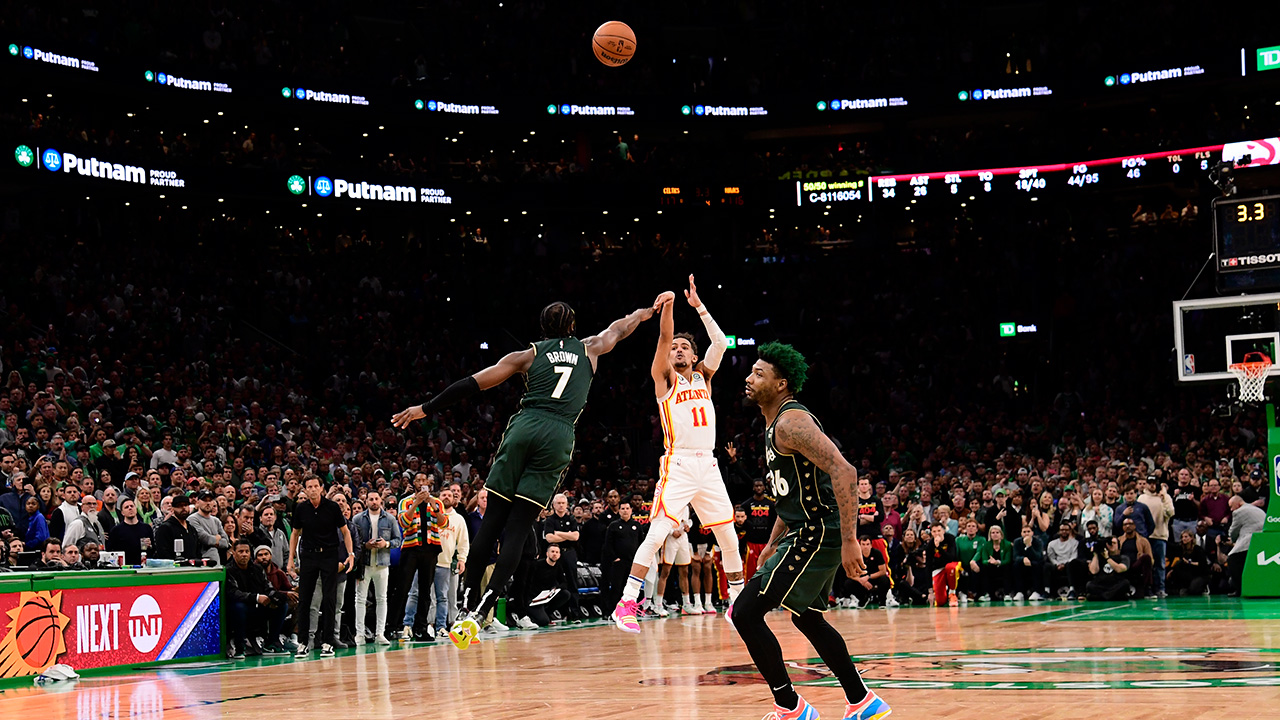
[1229, 352, 1272, 403]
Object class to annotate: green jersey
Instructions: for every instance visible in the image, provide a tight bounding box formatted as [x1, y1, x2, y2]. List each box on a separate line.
[518, 337, 593, 424]
[763, 400, 838, 527]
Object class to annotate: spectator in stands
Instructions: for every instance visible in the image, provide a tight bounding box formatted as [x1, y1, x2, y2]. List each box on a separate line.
[1226, 495, 1266, 596]
[48, 484, 81, 540]
[107, 497, 154, 565]
[1138, 477, 1175, 598]
[1045, 522, 1082, 599]
[1242, 469, 1271, 509]
[844, 536, 890, 608]
[63, 495, 106, 549]
[1167, 529, 1211, 596]
[62, 542, 84, 569]
[257, 545, 299, 652]
[1012, 525, 1045, 601]
[153, 494, 201, 561]
[1117, 517, 1154, 597]
[389, 473, 441, 641]
[353, 490, 400, 646]
[542, 493, 579, 608]
[23, 495, 48, 547]
[78, 540, 111, 569]
[190, 490, 230, 565]
[976, 525, 1012, 601]
[957, 518, 984, 601]
[1200, 478, 1231, 545]
[431, 483, 469, 637]
[226, 539, 289, 658]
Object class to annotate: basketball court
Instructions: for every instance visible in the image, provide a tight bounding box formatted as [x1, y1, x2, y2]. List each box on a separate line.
[3, 600, 1279, 719]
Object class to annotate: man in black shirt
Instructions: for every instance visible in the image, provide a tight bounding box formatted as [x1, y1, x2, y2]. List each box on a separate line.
[287, 476, 353, 658]
[225, 539, 290, 658]
[1171, 470, 1202, 541]
[602, 502, 643, 609]
[1242, 468, 1270, 509]
[1166, 529, 1211, 596]
[578, 500, 608, 565]
[524, 544, 577, 627]
[153, 494, 201, 561]
[542, 493, 581, 610]
[107, 498, 155, 565]
[843, 537, 890, 607]
[738, 480, 776, 580]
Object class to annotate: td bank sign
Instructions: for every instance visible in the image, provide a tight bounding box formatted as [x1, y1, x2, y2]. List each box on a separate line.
[1259, 46, 1280, 72]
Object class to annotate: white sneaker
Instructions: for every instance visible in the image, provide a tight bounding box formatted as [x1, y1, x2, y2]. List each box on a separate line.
[515, 615, 538, 630]
[1029, 592, 1044, 601]
[885, 594, 900, 608]
[653, 603, 670, 618]
[294, 643, 309, 658]
[959, 594, 969, 604]
[682, 603, 700, 615]
[487, 617, 510, 632]
[320, 643, 335, 658]
[424, 625, 436, 640]
[1012, 592, 1025, 601]
[692, 600, 708, 614]
[978, 594, 991, 602]
[355, 634, 366, 645]
[401, 625, 413, 640]
[702, 602, 717, 615]
[374, 634, 391, 646]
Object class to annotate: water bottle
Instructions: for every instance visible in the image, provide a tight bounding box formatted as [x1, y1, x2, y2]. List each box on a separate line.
[140, 550, 148, 565]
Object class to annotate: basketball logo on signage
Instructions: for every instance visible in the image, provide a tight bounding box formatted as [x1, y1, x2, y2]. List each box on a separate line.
[0, 591, 71, 677]
[128, 595, 163, 653]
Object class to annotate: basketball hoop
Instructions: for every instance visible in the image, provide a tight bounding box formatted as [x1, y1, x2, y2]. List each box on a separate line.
[1229, 351, 1272, 403]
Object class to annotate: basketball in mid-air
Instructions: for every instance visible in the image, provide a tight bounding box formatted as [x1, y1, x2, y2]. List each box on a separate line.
[593, 21, 636, 67]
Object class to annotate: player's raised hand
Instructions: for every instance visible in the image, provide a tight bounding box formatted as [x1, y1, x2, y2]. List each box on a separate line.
[653, 290, 676, 311]
[684, 274, 702, 308]
[391, 404, 426, 429]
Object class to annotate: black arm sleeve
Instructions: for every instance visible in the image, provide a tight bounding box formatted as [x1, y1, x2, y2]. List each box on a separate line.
[421, 376, 481, 414]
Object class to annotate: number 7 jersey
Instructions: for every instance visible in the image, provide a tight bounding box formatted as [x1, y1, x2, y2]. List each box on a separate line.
[764, 400, 837, 527]
[519, 337, 593, 425]
[658, 370, 715, 451]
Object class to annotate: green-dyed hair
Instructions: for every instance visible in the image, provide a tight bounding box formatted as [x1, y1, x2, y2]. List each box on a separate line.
[757, 342, 808, 394]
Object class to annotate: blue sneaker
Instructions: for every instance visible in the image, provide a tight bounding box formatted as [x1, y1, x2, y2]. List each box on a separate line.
[843, 691, 890, 720]
[763, 694, 820, 720]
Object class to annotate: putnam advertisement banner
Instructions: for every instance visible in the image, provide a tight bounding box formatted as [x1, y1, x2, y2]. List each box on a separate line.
[0, 581, 220, 678]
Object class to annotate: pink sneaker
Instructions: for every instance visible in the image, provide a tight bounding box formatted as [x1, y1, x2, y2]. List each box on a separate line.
[612, 599, 641, 633]
[762, 694, 820, 720]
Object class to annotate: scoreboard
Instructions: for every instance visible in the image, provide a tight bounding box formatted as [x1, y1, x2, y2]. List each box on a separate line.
[868, 144, 1221, 202]
[795, 143, 1225, 207]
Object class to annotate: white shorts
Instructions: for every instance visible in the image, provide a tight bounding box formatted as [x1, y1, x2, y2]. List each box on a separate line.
[653, 451, 735, 530]
[660, 530, 692, 566]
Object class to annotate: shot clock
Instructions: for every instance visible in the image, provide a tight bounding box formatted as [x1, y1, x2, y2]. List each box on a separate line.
[1215, 193, 1280, 273]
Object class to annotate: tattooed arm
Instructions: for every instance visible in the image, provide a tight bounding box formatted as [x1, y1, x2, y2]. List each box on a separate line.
[774, 410, 866, 577]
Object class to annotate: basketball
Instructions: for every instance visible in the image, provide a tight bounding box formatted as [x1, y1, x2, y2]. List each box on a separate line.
[592, 21, 636, 67]
[16, 595, 62, 668]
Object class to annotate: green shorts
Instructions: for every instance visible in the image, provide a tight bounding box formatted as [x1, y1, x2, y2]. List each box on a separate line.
[485, 410, 576, 508]
[754, 514, 842, 614]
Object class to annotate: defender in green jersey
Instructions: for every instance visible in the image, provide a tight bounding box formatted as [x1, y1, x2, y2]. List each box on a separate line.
[730, 342, 892, 720]
[392, 297, 663, 649]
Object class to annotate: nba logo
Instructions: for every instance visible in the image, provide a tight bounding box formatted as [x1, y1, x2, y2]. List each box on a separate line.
[1274, 455, 1280, 497]
[1183, 354, 1195, 375]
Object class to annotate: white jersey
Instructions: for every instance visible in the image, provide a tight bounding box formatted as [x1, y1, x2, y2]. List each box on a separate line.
[658, 371, 715, 452]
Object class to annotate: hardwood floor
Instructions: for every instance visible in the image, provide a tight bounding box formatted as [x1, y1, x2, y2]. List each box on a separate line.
[2, 599, 1278, 719]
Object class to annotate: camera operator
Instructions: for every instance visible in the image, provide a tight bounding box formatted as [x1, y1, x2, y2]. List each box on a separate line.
[1085, 535, 1135, 600]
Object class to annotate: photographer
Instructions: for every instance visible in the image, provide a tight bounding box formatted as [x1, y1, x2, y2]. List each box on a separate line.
[226, 539, 289, 658]
[1085, 535, 1133, 601]
[1166, 530, 1210, 596]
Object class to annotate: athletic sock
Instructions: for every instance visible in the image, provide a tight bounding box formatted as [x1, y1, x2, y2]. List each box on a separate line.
[772, 686, 800, 713]
[728, 579, 745, 603]
[682, 593, 691, 606]
[621, 575, 645, 603]
[703, 593, 714, 607]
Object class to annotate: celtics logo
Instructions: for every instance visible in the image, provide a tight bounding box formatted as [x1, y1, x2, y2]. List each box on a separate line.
[647, 647, 1280, 690]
